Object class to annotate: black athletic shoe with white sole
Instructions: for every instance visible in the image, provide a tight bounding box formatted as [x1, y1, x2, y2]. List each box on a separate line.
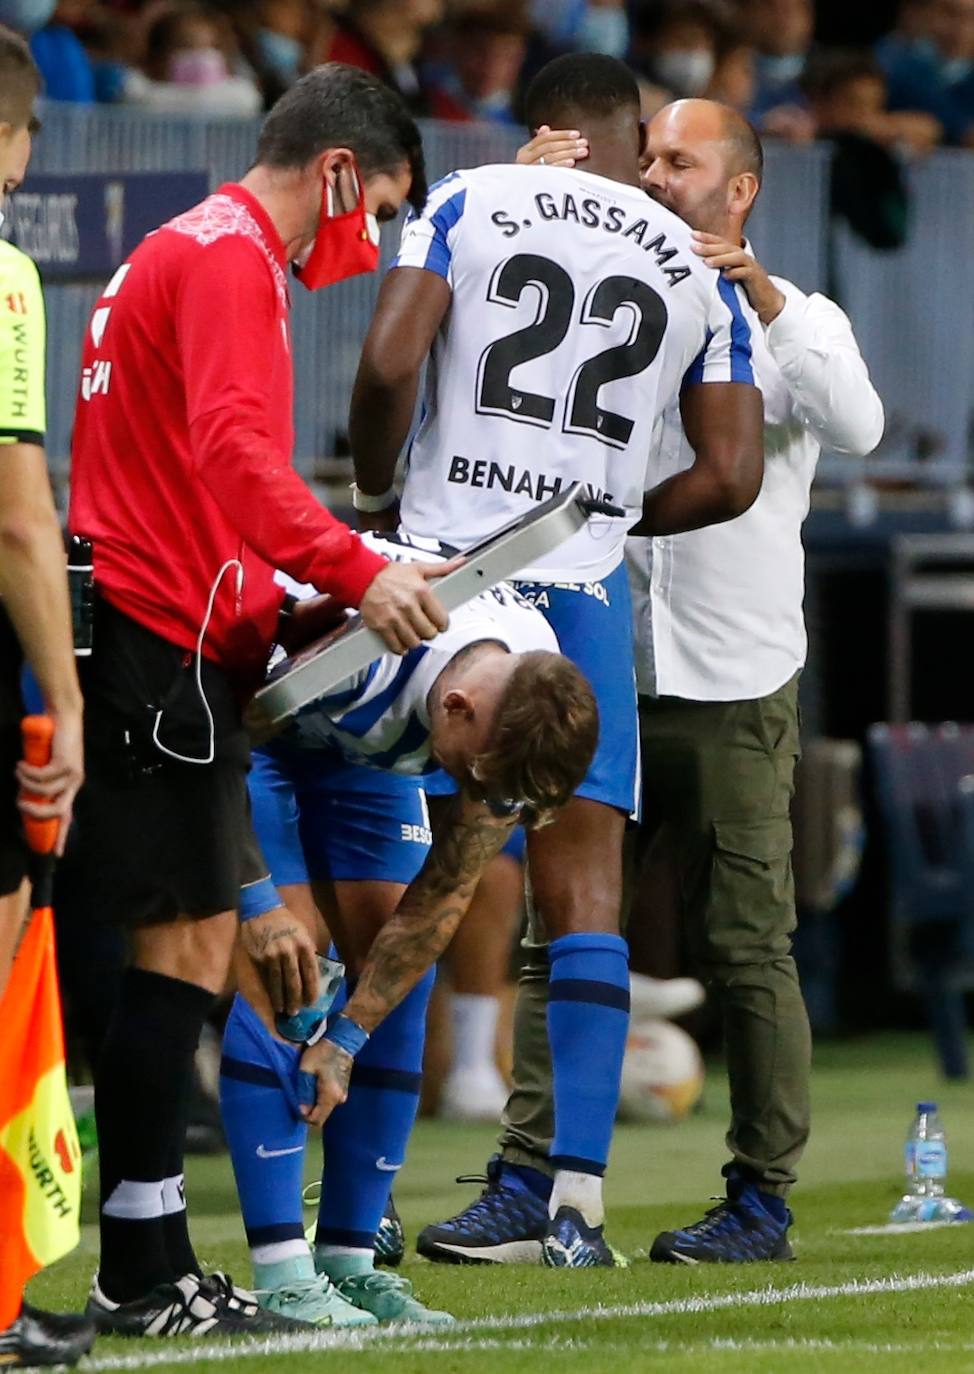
[0, 1303, 96, 1367]
[87, 1271, 312, 1337]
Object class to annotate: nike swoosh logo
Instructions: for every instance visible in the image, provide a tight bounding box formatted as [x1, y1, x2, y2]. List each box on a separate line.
[256, 1143, 304, 1159]
[376, 1157, 403, 1172]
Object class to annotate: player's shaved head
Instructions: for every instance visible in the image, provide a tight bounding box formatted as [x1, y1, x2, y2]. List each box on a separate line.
[524, 52, 640, 134]
[524, 53, 643, 188]
[654, 99, 763, 182]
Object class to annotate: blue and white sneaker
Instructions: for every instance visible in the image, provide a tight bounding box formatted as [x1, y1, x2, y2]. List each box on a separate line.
[416, 1156, 547, 1264]
[541, 1206, 626, 1269]
[650, 1174, 794, 1264]
[374, 1195, 405, 1268]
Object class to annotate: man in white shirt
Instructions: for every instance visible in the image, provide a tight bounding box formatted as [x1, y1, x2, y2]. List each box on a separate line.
[443, 98, 883, 1266]
[631, 99, 882, 1264]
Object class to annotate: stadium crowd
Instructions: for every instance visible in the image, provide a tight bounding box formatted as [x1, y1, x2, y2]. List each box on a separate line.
[0, 0, 972, 149]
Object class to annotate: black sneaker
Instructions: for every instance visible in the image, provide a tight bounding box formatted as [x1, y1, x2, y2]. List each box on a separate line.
[650, 1175, 794, 1264]
[416, 1155, 547, 1265]
[87, 1270, 313, 1336]
[374, 1195, 405, 1268]
[0, 1303, 96, 1367]
[541, 1206, 627, 1269]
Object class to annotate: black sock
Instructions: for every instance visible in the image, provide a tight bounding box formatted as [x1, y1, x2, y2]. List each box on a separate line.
[95, 968, 213, 1303]
[162, 1118, 201, 1280]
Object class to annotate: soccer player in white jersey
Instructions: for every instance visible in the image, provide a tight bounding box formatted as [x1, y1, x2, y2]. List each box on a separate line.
[216, 532, 599, 1318]
[349, 52, 763, 1266]
[506, 98, 883, 1266]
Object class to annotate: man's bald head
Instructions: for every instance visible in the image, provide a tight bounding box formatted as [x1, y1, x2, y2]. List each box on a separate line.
[642, 98, 764, 240]
[653, 99, 763, 182]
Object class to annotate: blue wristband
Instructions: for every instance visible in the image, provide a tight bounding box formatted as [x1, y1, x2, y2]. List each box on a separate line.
[239, 875, 282, 923]
[323, 1013, 370, 1058]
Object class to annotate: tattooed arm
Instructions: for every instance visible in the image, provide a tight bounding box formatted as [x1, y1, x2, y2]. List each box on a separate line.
[240, 906, 321, 1018]
[300, 792, 516, 1126]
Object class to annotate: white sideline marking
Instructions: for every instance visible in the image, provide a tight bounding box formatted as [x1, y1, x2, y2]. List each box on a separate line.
[459, 1265, 974, 1333]
[840, 1220, 965, 1236]
[80, 1267, 974, 1372]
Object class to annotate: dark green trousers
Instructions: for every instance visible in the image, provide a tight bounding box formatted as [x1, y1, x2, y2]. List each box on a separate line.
[499, 673, 811, 1197]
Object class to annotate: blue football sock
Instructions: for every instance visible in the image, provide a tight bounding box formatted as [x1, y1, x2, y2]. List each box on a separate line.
[220, 994, 309, 1267]
[316, 968, 435, 1251]
[547, 932, 630, 1176]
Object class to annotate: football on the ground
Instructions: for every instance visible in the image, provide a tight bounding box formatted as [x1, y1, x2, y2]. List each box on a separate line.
[618, 1018, 704, 1123]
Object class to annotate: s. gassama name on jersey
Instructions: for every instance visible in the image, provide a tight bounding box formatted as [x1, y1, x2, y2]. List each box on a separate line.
[490, 192, 692, 288]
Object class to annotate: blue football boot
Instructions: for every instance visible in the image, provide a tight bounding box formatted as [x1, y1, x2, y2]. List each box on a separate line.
[541, 1206, 627, 1269]
[416, 1156, 548, 1264]
[374, 1195, 406, 1268]
[650, 1169, 794, 1264]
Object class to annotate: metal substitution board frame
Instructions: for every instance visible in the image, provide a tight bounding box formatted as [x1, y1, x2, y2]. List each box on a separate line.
[253, 482, 607, 728]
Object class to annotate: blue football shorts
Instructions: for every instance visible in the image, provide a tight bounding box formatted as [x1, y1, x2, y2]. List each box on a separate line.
[249, 741, 431, 888]
[512, 560, 639, 816]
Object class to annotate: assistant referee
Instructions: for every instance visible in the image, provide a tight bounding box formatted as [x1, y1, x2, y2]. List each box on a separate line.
[0, 26, 92, 1368]
[68, 66, 451, 1338]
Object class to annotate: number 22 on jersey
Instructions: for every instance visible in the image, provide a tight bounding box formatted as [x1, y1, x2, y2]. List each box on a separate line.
[474, 252, 668, 451]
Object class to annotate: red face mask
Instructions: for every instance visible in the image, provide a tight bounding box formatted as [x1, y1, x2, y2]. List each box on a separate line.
[293, 163, 381, 292]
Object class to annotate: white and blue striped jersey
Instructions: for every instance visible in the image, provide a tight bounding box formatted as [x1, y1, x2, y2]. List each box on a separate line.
[274, 533, 558, 774]
[393, 163, 755, 583]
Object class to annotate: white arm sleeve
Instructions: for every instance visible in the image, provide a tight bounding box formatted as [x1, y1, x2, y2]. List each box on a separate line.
[763, 282, 885, 456]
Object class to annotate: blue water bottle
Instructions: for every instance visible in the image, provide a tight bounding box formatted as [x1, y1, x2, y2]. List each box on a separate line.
[275, 954, 345, 1044]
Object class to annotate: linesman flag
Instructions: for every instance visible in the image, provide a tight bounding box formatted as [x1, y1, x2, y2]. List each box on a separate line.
[0, 718, 81, 1330]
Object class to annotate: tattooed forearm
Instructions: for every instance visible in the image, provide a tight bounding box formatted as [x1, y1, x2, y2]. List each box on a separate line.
[345, 796, 515, 1032]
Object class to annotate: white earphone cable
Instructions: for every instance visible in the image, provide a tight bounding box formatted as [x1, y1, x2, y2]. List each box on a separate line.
[150, 558, 244, 766]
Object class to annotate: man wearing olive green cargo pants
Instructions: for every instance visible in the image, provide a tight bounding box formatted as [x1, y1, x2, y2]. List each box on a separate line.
[415, 105, 884, 1265]
[498, 673, 810, 1263]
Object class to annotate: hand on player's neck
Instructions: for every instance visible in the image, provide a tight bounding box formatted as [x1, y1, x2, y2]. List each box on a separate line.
[551, 112, 643, 191]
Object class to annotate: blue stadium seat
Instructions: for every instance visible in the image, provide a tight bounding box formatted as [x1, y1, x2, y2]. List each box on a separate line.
[868, 723, 974, 1079]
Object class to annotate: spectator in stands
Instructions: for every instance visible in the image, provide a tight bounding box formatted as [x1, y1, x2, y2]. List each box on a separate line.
[309, 0, 444, 114]
[120, 2, 262, 115]
[530, 0, 630, 59]
[804, 46, 942, 151]
[0, 0, 96, 100]
[251, 0, 310, 93]
[876, 0, 974, 144]
[706, 36, 758, 111]
[631, 0, 726, 99]
[802, 49, 917, 252]
[745, 0, 818, 139]
[426, 2, 531, 125]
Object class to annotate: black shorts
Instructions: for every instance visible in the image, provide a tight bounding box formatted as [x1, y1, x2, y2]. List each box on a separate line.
[76, 599, 262, 928]
[0, 610, 29, 898]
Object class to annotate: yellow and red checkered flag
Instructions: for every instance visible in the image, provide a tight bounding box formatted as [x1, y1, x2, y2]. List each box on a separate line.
[0, 717, 81, 1330]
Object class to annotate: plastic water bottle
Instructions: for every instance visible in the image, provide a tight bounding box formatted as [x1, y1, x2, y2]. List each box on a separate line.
[906, 1102, 946, 1198]
[890, 1102, 972, 1223]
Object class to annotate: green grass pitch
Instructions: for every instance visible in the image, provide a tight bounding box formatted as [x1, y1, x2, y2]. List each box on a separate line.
[27, 1032, 974, 1373]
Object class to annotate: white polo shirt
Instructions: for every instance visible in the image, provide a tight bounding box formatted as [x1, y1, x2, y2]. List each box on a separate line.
[628, 272, 884, 702]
